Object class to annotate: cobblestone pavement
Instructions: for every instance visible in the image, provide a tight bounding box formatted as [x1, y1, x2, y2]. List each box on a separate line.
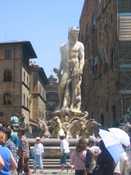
[31, 169, 74, 175]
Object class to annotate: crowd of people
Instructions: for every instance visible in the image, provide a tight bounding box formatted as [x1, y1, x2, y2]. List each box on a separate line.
[0, 125, 30, 175]
[0, 123, 130, 175]
[60, 134, 131, 175]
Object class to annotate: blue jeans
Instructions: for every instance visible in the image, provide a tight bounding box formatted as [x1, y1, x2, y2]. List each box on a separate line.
[34, 154, 43, 169]
[60, 153, 69, 165]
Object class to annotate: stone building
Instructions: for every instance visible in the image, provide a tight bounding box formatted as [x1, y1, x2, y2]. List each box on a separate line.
[79, 0, 131, 127]
[46, 75, 59, 119]
[0, 41, 48, 130]
[30, 64, 48, 130]
[0, 41, 37, 126]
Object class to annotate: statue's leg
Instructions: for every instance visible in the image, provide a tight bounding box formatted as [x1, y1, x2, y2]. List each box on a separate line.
[70, 76, 78, 109]
[62, 81, 70, 109]
[71, 75, 81, 111]
[58, 84, 65, 109]
[58, 74, 67, 109]
[76, 79, 82, 110]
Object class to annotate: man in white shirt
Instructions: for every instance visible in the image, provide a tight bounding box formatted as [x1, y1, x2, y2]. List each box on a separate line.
[33, 137, 44, 170]
[60, 135, 70, 170]
[114, 147, 129, 175]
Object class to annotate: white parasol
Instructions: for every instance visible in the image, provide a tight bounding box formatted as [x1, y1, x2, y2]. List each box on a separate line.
[99, 129, 125, 164]
[108, 128, 130, 147]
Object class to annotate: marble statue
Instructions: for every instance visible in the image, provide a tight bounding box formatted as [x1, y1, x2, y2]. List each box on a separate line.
[38, 118, 50, 137]
[54, 27, 85, 112]
[66, 27, 85, 112]
[54, 43, 69, 109]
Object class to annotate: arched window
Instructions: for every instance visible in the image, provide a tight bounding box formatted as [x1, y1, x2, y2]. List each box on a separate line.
[3, 93, 12, 105]
[23, 94, 25, 106]
[3, 69, 12, 81]
[112, 105, 116, 123]
[118, 0, 131, 13]
[5, 48, 13, 59]
[100, 114, 105, 126]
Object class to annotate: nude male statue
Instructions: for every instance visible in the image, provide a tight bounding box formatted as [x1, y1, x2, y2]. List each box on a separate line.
[54, 43, 69, 109]
[54, 27, 85, 112]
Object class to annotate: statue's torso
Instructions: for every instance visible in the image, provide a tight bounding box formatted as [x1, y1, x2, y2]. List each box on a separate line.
[69, 41, 82, 62]
[68, 41, 83, 76]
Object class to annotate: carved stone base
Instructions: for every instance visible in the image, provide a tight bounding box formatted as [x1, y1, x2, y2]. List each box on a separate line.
[48, 109, 96, 138]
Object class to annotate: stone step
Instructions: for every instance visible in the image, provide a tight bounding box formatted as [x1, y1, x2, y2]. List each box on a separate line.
[29, 158, 71, 169]
[29, 158, 70, 163]
[28, 138, 76, 169]
[31, 168, 74, 174]
[30, 146, 75, 159]
[119, 15, 131, 40]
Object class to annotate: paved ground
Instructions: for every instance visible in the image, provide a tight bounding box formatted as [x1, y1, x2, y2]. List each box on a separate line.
[31, 169, 74, 175]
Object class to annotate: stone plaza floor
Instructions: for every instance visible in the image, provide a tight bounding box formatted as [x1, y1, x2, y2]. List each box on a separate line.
[31, 169, 74, 175]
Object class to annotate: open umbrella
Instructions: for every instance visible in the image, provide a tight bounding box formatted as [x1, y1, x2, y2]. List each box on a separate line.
[99, 129, 125, 164]
[108, 128, 130, 147]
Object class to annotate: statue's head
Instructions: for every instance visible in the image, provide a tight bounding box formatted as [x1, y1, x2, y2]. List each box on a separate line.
[65, 115, 69, 122]
[68, 26, 79, 43]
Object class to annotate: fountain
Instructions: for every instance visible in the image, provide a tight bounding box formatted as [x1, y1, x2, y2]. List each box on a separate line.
[28, 28, 102, 169]
[47, 27, 98, 138]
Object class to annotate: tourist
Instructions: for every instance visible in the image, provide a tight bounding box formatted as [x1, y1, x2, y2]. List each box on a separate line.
[93, 140, 115, 175]
[10, 126, 19, 148]
[0, 127, 17, 175]
[17, 128, 30, 175]
[5, 128, 18, 175]
[6, 128, 18, 161]
[91, 126, 115, 175]
[33, 137, 44, 171]
[60, 135, 70, 170]
[85, 136, 97, 175]
[86, 146, 101, 175]
[70, 138, 87, 175]
[114, 145, 129, 175]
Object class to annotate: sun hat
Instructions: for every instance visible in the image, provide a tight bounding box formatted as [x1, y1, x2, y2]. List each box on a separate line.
[36, 137, 40, 140]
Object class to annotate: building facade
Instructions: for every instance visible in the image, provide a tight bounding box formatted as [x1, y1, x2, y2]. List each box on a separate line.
[30, 64, 48, 129]
[79, 0, 131, 127]
[0, 41, 48, 129]
[46, 75, 59, 119]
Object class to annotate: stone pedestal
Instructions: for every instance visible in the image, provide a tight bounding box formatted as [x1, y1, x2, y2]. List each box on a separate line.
[48, 109, 94, 138]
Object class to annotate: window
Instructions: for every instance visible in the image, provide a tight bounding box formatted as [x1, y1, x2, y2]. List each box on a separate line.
[118, 0, 131, 13]
[23, 72, 25, 82]
[100, 114, 105, 126]
[5, 48, 13, 59]
[92, 15, 96, 26]
[27, 76, 28, 86]
[3, 69, 12, 81]
[23, 94, 26, 106]
[112, 105, 116, 123]
[110, 14, 113, 24]
[0, 112, 4, 117]
[110, 47, 114, 70]
[3, 93, 12, 105]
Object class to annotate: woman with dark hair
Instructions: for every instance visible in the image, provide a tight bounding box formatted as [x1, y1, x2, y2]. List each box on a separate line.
[70, 138, 87, 175]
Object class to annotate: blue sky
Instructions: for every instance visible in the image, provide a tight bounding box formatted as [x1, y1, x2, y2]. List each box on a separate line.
[0, 0, 84, 76]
